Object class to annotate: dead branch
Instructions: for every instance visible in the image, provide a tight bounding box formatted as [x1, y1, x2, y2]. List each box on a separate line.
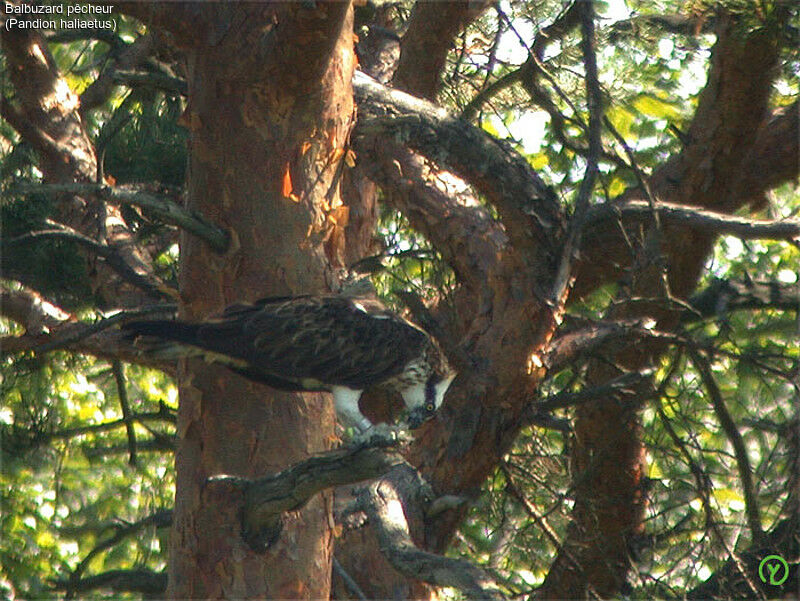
[587, 200, 800, 242]
[51, 569, 167, 596]
[240, 437, 405, 552]
[10, 182, 229, 252]
[356, 464, 504, 600]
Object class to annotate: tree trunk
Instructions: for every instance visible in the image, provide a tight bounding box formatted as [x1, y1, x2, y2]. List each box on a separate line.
[165, 4, 355, 597]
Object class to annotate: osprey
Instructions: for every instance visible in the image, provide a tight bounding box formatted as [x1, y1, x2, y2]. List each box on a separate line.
[123, 295, 455, 433]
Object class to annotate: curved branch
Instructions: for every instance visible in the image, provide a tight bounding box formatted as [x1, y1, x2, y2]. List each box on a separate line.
[356, 464, 504, 600]
[354, 70, 563, 258]
[5, 222, 171, 300]
[63, 510, 172, 598]
[240, 437, 405, 551]
[360, 140, 507, 294]
[687, 347, 764, 542]
[79, 32, 160, 115]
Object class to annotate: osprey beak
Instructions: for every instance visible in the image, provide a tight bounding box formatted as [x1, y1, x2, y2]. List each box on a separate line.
[407, 406, 431, 429]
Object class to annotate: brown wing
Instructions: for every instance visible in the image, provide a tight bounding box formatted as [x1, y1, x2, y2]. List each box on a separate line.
[128, 296, 428, 391]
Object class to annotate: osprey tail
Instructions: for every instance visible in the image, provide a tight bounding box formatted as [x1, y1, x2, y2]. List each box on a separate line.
[123, 320, 209, 361]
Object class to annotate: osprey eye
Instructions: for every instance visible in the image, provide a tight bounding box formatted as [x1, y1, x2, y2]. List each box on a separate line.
[426, 402, 435, 413]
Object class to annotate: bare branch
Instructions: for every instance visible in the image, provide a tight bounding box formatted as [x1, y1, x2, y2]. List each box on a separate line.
[361, 141, 507, 315]
[687, 347, 764, 542]
[527, 370, 655, 426]
[79, 32, 160, 115]
[0, 286, 72, 333]
[332, 556, 369, 601]
[461, 1, 582, 122]
[354, 70, 562, 257]
[550, 0, 603, 310]
[1, 304, 177, 375]
[111, 69, 188, 96]
[688, 278, 800, 319]
[586, 200, 800, 242]
[52, 569, 166, 596]
[240, 438, 405, 552]
[10, 182, 229, 252]
[393, 1, 491, 100]
[356, 465, 504, 600]
[111, 361, 137, 466]
[62, 510, 171, 599]
[5, 222, 171, 301]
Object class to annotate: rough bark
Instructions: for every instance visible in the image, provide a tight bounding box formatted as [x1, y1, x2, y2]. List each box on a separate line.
[140, 3, 357, 598]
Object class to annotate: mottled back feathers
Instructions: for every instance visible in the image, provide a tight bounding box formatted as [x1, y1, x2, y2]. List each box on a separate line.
[123, 295, 443, 393]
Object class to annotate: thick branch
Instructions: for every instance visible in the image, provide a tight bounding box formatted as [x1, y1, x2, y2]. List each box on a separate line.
[0, 286, 71, 333]
[362, 140, 507, 297]
[356, 466, 504, 600]
[354, 70, 562, 258]
[241, 438, 405, 551]
[393, 0, 491, 100]
[688, 278, 800, 319]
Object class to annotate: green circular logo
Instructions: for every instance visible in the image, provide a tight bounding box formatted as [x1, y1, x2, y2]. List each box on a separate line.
[758, 555, 789, 586]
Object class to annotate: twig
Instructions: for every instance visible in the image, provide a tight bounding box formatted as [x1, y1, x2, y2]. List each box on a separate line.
[111, 361, 137, 466]
[332, 556, 368, 601]
[686, 347, 764, 543]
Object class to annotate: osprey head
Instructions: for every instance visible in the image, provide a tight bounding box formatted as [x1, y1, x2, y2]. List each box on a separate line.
[404, 371, 456, 429]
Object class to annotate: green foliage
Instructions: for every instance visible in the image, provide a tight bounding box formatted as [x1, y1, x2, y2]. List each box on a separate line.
[1, 349, 175, 599]
[1, 195, 93, 310]
[1, 1, 797, 598]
